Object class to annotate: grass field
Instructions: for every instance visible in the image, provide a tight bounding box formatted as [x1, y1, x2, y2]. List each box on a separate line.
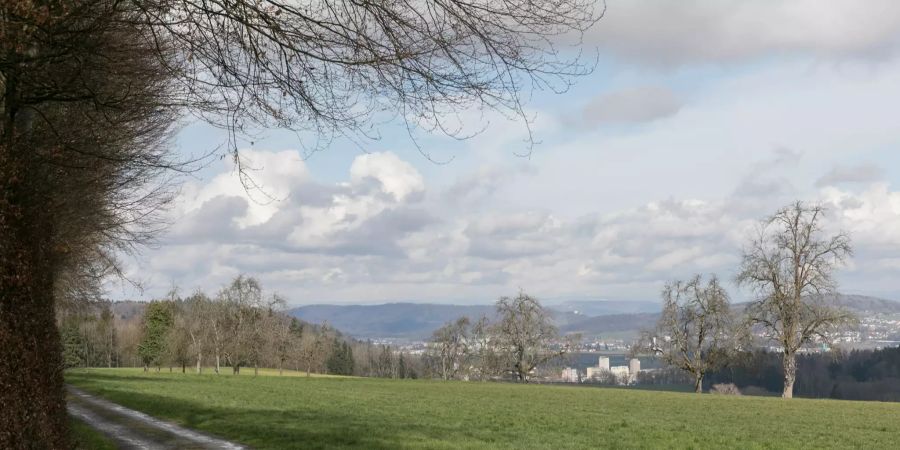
[70, 416, 117, 450]
[67, 368, 900, 449]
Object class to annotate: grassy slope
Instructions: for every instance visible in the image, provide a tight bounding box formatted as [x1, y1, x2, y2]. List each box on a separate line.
[67, 368, 900, 449]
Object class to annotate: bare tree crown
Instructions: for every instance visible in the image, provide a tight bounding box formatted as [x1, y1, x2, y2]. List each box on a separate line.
[736, 201, 854, 398]
[643, 274, 738, 393]
[128, 0, 604, 158]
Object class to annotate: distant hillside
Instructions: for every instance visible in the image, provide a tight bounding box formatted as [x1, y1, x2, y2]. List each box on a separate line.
[288, 303, 496, 340]
[550, 300, 660, 317]
[835, 295, 900, 315]
[288, 300, 668, 340]
[565, 295, 900, 339]
[283, 295, 899, 341]
[561, 312, 660, 339]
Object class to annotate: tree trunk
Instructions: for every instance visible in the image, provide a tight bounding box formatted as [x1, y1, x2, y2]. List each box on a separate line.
[0, 242, 69, 448]
[694, 373, 704, 394]
[196, 353, 202, 374]
[0, 139, 70, 447]
[215, 352, 220, 374]
[783, 351, 796, 399]
[254, 362, 258, 377]
[182, 362, 186, 373]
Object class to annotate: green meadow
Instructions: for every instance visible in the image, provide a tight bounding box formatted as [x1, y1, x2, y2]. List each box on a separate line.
[67, 368, 900, 449]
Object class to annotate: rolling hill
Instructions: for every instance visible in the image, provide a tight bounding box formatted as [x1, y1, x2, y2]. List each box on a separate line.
[288, 303, 496, 340]
[288, 295, 900, 341]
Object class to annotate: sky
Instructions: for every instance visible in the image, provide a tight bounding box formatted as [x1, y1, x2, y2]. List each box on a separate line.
[116, 0, 900, 306]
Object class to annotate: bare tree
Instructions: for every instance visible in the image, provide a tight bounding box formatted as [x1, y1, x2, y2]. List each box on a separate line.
[737, 202, 855, 398]
[494, 292, 571, 382]
[470, 316, 501, 381]
[429, 317, 471, 380]
[209, 299, 226, 375]
[132, 0, 603, 162]
[643, 275, 740, 393]
[182, 292, 211, 374]
[268, 297, 294, 376]
[250, 293, 285, 376]
[298, 324, 330, 377]
[96, 303, 118, 368]
[2, 0, 602, 443]
[218, 275, 264, 375]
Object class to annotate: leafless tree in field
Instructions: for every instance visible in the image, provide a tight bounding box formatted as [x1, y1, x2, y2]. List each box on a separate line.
[470, 315, 502, 381]
[1, 0, 602, 443]
[217, 275, 264, 375]
[494, 292, 572, 383]
[267, 296, 294, 376]
[642, 275, 741, 394]
[167, 301, 194, 373]
[182, 292, 211, 374]
[429, 317, 471, 380]
[737, 202, 855, 399]
[299, 323, 330, 377]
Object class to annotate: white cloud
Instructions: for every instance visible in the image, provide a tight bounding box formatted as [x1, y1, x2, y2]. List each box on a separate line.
[349, 152, 425, 201]
[591, 0, 900, 67]
[580, 86, 682, 126]
[177, 150, 310, 228]
[816, 164, 885, 187]
[118, 146, 900, 305]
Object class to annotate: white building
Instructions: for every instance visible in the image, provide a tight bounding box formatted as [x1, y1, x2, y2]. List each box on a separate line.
[584, 356, 642, 385]
[609, 365, 630, 382]
[561, 367, 579, 383]
[597, 356, 610, 372]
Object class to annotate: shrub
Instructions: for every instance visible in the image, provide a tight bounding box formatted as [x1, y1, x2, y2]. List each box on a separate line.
[710, 383, 742, 395]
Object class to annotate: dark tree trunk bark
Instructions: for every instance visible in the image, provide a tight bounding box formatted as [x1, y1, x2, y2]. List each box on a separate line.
[0, 143, 70, 447]
[694, 373, 704, 393]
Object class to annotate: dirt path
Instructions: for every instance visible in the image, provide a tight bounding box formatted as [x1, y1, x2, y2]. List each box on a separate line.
[67, 386, 248, 450]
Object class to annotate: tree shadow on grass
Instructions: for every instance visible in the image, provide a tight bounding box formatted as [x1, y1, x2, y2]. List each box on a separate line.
[67, 371, 185, 385]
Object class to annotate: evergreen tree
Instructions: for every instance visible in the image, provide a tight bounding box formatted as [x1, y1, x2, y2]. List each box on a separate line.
[289, 318, 304, 338]
[343, 343, 355, 375]
[138, 301, 174, 371]
[326, 338, 343, 374]
[326, 340, 356, 375]
[60, 323, 85, 369]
